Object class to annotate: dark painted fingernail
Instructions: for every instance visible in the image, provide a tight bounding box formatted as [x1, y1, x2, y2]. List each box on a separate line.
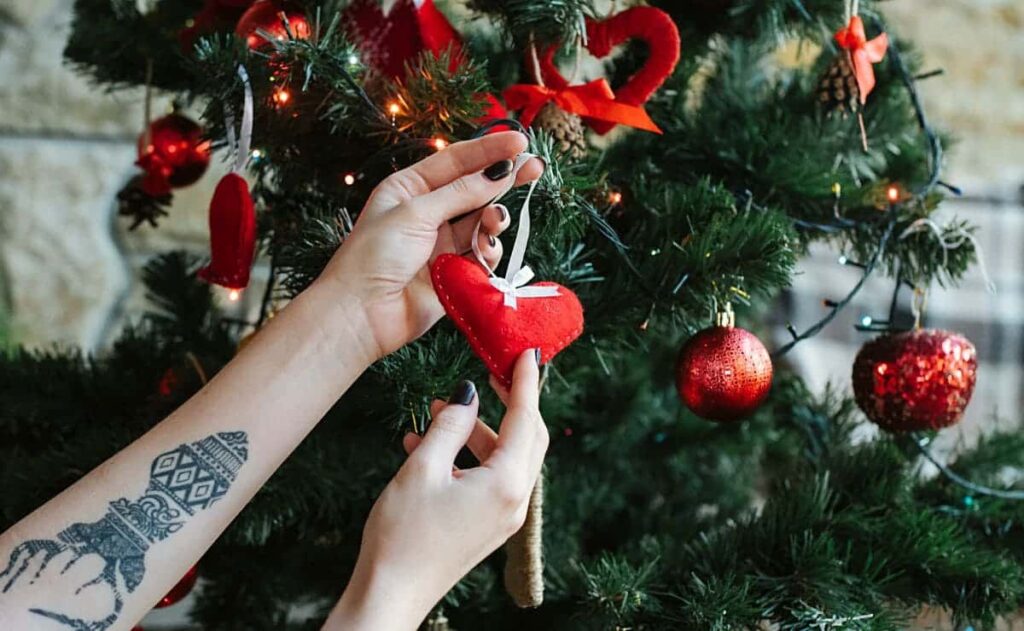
[488, 234, 497, 247]
[497, 204, 508, 222]
[483, 159, 513, 181]
[534, 348, 542, 365]
[448, 380, 476, 405]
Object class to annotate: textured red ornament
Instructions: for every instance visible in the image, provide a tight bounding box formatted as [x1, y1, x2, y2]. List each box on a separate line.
[430, 254, 584, 388]
[153, 564, 199, 608]
[235, 0, 311, 50]
[675, 323, 773, 421]
[534, 6, 680, 135]
[852, 328, 977, 432]
[198, 173, 256, 291]
[136, 114, 211, 197]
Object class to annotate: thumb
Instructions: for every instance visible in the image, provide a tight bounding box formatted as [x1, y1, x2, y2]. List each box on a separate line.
[413, 380, 478, 476]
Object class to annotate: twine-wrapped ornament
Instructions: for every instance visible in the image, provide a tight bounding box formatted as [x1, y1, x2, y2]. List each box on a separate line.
[532, 102, 587, 160]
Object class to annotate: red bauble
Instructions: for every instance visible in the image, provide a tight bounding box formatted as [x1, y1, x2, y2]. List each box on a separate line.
[136, 114, 211, 197]
[430, 254, 584, 388]
[198, 173, 257, 291]
[154, 564, 199, 608]
[235, 0, 311, 49]
[675, 317, 773, 422]
[852, 328, 977, 432]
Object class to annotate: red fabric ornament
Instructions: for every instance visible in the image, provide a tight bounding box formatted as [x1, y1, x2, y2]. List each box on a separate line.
[852, 328, 977, 432]
[342, 0, 462, 79]
[153, 564, 199, 608]
[833, 15, 888, 105]
[675, 315, 773, 422]
[198, 173, 256, 291]
[530, 6, 680, 135]
[136, 114, 211, 197]
[235, 0, 311, 50]
[503, 78, 661, 133]
[430, 254, 584, 388]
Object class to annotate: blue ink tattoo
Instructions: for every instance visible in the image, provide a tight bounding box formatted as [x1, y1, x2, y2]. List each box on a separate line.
[0, 432, 248, 630]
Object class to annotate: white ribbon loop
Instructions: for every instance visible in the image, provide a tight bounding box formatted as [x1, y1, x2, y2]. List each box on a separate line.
[471, 153, 558, 309]
[224, 65, 254, 174]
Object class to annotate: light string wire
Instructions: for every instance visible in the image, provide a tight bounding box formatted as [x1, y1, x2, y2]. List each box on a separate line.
[775, 17, 948, 358]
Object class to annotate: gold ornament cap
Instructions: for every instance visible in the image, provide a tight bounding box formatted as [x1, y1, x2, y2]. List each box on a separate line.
[715, 303, 736, 328]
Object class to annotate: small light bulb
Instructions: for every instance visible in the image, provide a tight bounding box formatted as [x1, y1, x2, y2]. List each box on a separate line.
[608, 191, 622, 205]
[228, 289, 241, 302]
[887, 185, 899, 202]
[387, 102, 401, 116]
[348, 54, 359, 65]
[251, 149, 263, 159]
[343, 173, 356, 186]
[861, 315, 873, 327]
[432, 137, 448, 150]
[273, 88, 291, 106]
[838, 255, 848, 265]
[831, 182, 842, 196]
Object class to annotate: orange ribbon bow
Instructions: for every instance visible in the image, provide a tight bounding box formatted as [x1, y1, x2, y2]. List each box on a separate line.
[502, 79, 662, 134]
[834, 15, 889, 105]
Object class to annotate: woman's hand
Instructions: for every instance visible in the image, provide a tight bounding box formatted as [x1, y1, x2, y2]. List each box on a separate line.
[325, 350, 548, 631]
[318, 132, 543, 362]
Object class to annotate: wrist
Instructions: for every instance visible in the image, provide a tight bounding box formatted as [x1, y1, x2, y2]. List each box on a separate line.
[324, 561, 432, 631]
[299, 278, 381, 370]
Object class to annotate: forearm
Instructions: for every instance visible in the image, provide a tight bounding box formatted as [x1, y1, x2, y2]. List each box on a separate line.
[0, 280, 375, 631]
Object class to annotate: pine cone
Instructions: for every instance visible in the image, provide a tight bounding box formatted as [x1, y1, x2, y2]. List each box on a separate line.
[532, 101, 587, 160]
[817, 52, 860, 116]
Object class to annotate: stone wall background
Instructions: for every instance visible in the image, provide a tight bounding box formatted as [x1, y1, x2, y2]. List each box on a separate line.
[0, 0, 1020, 628]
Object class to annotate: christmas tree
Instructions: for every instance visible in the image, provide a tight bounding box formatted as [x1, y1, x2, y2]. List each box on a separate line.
[2, 0, 1022, 628]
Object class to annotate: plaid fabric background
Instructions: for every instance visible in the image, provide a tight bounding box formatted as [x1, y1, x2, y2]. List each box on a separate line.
[773, 188, 1024, 448]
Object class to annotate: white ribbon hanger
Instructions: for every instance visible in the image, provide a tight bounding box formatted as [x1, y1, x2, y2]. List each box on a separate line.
[224, 65, 254, 173]
[470, 153, 560, 309]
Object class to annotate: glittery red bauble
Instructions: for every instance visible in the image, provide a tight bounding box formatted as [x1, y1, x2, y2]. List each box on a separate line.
[852, 328, 977, 432]
[154, 564, 198, 608]
[235, 0, 311, 49]
[136, 114, 211, 196]
[675, 325, 773, 421]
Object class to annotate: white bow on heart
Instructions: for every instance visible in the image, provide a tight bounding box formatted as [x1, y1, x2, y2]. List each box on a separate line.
[471, 153, 560, 309]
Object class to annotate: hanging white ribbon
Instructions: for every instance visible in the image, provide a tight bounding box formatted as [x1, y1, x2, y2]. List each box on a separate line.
[224, 65, 254, 174]
[899, 217, 996, 293]
[471, 153, 560, 309]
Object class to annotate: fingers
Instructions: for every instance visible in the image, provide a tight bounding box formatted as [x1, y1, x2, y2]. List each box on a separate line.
[450, 203, 509, 268]
[490, 350, 544, 472]
[508, 348, 541, 412]
[407, 380, 479, 477]
[427, 399, 499, 461]
[407, 161, 523, 226]
[374, 132, 528, 206]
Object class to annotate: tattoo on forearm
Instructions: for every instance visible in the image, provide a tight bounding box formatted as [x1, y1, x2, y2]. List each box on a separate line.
[0, 432, 248, 630]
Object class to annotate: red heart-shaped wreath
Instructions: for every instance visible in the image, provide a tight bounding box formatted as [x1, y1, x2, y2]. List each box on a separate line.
[537, 6, 680, 135]
[431, 254, 584, 388]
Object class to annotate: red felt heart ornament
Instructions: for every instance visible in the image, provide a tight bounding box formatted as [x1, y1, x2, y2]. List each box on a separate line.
[431, 254, 584, 388]
[536, 6, 680, 135]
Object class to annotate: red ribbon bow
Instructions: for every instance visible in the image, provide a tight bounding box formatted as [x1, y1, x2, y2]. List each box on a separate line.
[834, 15, 889, 105]
[502, 79, 662, 134]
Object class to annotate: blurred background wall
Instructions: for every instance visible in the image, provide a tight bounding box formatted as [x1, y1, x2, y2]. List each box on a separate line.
[0, 0, 1021, 626]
